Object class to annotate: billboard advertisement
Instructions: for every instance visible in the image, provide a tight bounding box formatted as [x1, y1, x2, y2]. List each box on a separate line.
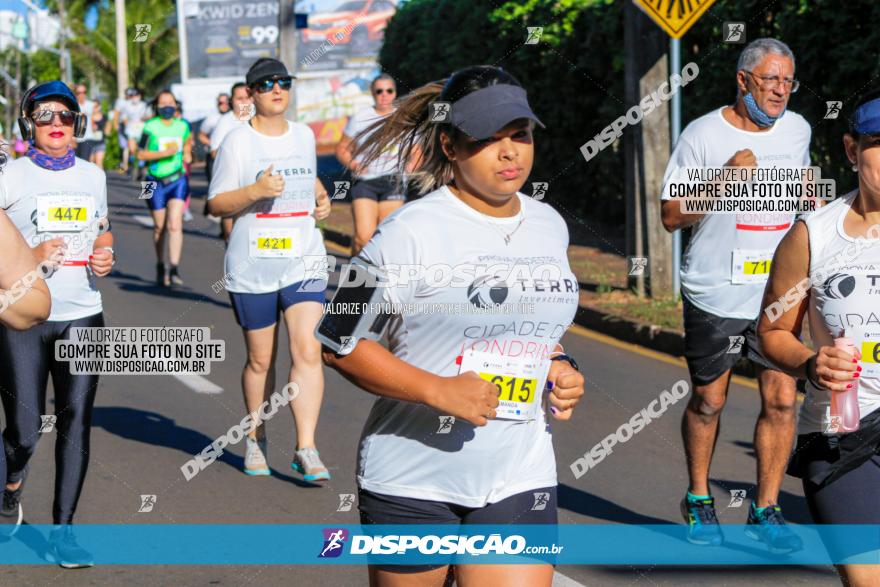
[181, 0, 281, 80]
[295, 0, 397, 73]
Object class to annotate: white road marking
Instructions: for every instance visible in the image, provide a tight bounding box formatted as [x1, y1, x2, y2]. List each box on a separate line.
[133, 214, 154, 228]
[553, 571, 587, 587]
[173, 374, 223, 394]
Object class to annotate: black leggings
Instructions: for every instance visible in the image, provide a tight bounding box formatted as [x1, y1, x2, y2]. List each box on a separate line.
[0, 312, 103, 524]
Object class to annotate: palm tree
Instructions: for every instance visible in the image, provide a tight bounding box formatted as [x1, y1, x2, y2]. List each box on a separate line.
[51, 0, 180, 97]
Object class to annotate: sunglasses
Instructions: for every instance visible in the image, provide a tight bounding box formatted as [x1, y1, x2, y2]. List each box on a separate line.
[32, 110, 77, 126]
[253, 78, 293, 93]
[374, 88, 395, 95]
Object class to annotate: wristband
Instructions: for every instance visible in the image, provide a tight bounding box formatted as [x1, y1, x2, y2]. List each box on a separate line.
[551, 353, 579, 372]
[805, 354, 821, 388]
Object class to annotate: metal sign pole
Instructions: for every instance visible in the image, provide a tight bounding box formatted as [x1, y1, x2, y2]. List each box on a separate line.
[670, 36, 682, 299]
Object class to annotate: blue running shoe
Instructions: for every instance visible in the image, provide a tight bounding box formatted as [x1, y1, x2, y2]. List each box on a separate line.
[680, 495, 724, 546]
[745, 503, 803, 554]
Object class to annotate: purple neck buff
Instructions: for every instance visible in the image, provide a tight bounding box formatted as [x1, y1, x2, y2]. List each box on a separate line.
[27, 146, 75, 171]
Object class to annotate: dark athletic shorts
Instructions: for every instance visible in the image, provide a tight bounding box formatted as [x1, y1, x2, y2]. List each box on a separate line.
[792, 436, 880, 559]
[358, 486, 557, 572]
[229, 279, 326, 330]
[351, 175, 406, 202]
[682, 293, 775, 386]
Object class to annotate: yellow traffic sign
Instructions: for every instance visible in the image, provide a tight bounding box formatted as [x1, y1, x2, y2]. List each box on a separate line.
[633, 0, 718, 39]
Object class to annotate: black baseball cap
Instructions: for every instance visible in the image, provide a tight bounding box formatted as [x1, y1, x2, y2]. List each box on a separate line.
[23, 81, 80, 115]
[449, 84, 544, 140]
[246, 58, 296, 86]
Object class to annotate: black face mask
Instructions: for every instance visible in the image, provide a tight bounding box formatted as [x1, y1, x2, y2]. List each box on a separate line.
[158, 106, 176, 120]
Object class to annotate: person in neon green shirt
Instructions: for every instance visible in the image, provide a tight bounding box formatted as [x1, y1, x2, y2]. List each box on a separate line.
[137, 89, 193, 287]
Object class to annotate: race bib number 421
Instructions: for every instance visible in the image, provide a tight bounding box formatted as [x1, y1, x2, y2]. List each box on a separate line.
[248, 228, 300, 258]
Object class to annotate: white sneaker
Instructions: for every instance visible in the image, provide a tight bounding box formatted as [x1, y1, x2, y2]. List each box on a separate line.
[244, 437, 270, 476]
[291, 447, 330, 482]
[183, 209, 194, 222]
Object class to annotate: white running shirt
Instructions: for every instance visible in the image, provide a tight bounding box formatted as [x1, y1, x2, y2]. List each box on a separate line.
[800, 191, 880, 433]
[0, 157, 108, 321]
[208, 120, 326, 294]
[210, 111, 244, 153]
[343, 106, 399, 179]
[661, 107, 811, 319]
[356, 187, 579, 506]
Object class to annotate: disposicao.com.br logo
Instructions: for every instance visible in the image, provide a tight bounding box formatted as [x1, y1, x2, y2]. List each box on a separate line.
[318, 528, 563, 558]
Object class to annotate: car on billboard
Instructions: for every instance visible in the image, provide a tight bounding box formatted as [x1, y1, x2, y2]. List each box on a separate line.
[301, 0, 396, 53]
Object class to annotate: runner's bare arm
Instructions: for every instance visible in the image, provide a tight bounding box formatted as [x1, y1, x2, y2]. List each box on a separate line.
[0, 210, 50, 329]
[661, 199, 704, 231]
[335, 134, 356, 171]
[207, 163, 283, 217]
[757, 221, 814, 377]
[323, 340, 500, 426]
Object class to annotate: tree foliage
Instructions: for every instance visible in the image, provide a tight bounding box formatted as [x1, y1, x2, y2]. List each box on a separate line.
[380, 0, 878, 229]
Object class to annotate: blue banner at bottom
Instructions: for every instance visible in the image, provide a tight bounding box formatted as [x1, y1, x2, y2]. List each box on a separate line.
[2, 524, 880, 565]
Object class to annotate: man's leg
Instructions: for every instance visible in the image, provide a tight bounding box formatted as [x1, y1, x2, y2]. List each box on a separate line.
[682, 370, 732, 495]
[753, 367, 798, 507]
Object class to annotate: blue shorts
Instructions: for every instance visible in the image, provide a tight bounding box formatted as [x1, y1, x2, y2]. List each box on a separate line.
[229, 280, 326, 330]
[145, 175, 188, 211]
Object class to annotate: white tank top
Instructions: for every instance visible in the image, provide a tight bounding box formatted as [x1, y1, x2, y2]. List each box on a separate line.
[800, 190, 880, 433]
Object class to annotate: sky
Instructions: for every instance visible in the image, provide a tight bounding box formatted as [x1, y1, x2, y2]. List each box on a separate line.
[0, 0, 98, 29]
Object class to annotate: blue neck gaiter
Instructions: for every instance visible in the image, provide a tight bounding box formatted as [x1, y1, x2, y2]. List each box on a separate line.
[744, 92, 784, 128]
[27, 146, 75, 170]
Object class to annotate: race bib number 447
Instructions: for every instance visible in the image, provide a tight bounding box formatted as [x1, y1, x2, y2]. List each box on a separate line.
[37, 195, 92, 232]
[458, 349, 551, 421]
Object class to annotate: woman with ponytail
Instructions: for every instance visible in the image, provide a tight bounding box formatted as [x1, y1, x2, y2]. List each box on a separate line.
[324, 66, 585, 586]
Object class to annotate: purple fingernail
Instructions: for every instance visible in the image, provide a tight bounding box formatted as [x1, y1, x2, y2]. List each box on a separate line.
[546, 380, 554, 390]
[550, 406, 559, 415]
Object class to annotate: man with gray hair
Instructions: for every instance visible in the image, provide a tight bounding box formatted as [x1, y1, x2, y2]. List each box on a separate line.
[660, 38, 810, 551]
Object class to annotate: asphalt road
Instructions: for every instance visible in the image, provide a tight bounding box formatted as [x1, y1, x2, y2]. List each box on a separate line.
[1, 169, 838, 586]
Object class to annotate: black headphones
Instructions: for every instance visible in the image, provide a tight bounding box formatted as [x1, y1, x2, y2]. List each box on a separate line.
[18, 83, 88, 142]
